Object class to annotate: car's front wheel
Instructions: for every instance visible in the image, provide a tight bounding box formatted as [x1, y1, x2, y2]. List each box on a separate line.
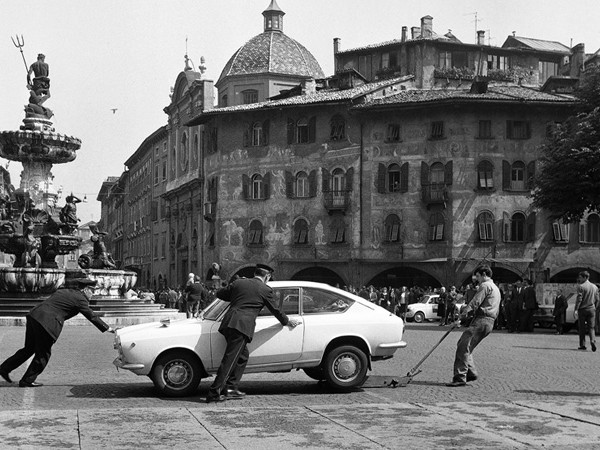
[413, 311, 425, 323]
[323, 345, 368, 389]
[151, 350, 202, 397]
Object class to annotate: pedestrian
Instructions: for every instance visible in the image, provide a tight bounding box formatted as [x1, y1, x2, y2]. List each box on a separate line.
[437, 287, 447, 325]
[574, 271, 598, 351]
[446, 265, 501, 387]
[168, 286, 179, 309]
[0, 278, 116, 387]
[444, 286, 458, 324]
[205, 263, 301, 403]
[184, 275, 207, 318]
[553, 289, 568, 335]
[520, 279, 538, 332]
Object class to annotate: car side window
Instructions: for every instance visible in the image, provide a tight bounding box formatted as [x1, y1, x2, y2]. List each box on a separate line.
[302, 287, 353, 314]
[259, 288, 300, 316]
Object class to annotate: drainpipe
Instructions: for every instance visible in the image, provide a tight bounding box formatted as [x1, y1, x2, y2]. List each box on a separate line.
[359, 121, 364, 251]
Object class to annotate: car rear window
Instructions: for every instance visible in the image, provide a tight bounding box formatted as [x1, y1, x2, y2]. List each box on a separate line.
[302, 287, 353, 314]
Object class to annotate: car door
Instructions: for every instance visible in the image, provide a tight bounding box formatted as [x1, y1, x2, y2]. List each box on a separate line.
[247, 287, 304, 366]
[208, 287, 304, 369]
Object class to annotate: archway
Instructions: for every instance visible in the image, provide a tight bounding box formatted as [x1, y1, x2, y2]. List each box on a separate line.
[459, 266, 522, 287]
[290, 267, 345, 287]
[550, 267, 600, 283]
[366, 267, 439, 289]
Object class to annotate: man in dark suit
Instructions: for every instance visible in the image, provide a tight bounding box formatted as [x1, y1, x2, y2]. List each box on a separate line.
[205, 263, 301, 403]
[521, 279, 538, 332]
[0, 278, 115, 387]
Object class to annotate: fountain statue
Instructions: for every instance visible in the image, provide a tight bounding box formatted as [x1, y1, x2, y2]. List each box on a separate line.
[0, 39, 137, 301]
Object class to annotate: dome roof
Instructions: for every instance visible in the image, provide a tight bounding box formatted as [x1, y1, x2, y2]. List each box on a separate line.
[217, 31, 325, 85]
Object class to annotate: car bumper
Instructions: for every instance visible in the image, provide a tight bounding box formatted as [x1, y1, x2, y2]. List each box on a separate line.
[378, 340, 407, 349]
[113, 356, 145, 372]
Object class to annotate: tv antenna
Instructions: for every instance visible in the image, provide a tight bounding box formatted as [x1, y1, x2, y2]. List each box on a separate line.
[464, 12, 483, 43]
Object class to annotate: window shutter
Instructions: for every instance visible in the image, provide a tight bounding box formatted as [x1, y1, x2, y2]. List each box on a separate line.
[214, 176, 219, 201]
[263, 172, 271, 199]
[308, 170, 317, 197]
[526, 161, 536, 190]
[400, 162, 409, 193]
[151, 201, 158, 222]
[308, 116, 316, 143]
[263, 119, 270, 145]
[444, 160, 453, 185]
[285, 171, 294, 198]
[421, 161, 430, 186]
[322, 168, 330, 192]
[526, 212, 536, 242]
[345, 167, 354, 191]
[502, 160, 511, 190]
[563, 223, 569, 242]
[486, 222, 494, 240]
[552, 223, 560, 241]
[436, 223, 444, 240]
[503, 214, 510, 242]
[579, 222, 586, 243]
[377, 163, 386, 193]
[242, 174, 249, 200]
[243, 123, 250, 147]
[287, 118, 294, 144]
[478, 222, 486, 240]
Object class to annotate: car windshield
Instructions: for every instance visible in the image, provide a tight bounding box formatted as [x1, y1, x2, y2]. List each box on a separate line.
[420, 295, 436, 304]
[201, 299, 229, 320]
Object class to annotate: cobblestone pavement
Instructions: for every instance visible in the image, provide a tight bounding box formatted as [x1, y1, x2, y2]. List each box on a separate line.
[1, 321, 599, 448]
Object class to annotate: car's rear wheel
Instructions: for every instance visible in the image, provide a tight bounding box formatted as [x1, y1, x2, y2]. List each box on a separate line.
[414, 311, 425, 323]
[151, 350, 202, 397]
[323, 345, 368, 389]
[303, 366, 325, 381]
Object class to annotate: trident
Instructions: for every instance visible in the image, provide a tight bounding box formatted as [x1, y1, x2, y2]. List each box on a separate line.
[11, 34, 29, 72]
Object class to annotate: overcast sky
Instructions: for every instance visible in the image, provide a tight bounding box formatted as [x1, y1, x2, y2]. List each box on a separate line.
[1, 0, 599, 222]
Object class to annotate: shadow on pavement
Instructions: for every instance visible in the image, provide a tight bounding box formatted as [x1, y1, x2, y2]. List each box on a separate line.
[515, 390, 600, 397]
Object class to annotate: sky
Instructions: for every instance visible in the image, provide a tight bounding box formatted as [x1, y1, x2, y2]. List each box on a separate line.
[1, 0, 599, 223]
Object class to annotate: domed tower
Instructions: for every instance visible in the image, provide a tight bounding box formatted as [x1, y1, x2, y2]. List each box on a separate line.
[216, 0, 325, 107]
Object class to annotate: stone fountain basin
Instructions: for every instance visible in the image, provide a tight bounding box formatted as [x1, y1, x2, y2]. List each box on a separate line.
[0, 267, 65, 294]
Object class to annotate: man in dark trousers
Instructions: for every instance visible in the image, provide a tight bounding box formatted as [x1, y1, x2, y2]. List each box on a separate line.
[0, 278, 115, 387]
[184, 275, 207, 318]
[521, 279, 538, 332]
[205, 263, 301, 403]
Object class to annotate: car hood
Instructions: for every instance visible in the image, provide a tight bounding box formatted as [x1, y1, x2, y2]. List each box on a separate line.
[116, 318, 209, 341]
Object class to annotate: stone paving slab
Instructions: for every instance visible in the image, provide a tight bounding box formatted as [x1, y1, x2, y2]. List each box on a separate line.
[3, 403, 599, 449]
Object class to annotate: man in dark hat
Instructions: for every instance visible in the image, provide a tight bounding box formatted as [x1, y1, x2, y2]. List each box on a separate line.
[0, 278, 116, 387]
[205, 263, 301, 403]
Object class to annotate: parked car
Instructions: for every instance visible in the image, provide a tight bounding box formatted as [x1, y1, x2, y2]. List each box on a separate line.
[535, 292, 600, 334]
[113, 281, 407, 397]
[405, 294, 440, 323]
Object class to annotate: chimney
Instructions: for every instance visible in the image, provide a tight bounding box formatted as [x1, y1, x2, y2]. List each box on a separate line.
[477, 30, 485, 45]
[570, 43, 585, 77]
[302, 78, 316, 95]
[333, 37, 341, 54]
[421, 15, 433, 39]
[411, 27, 421, 39]
[401, 26, 407, 43]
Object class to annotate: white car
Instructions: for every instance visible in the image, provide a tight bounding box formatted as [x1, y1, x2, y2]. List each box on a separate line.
[113, 281, 407, 397]
[405, 294, 440, 323]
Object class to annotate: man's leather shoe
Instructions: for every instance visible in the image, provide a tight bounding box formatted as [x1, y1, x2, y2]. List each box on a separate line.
[446, 380, 467, 387]
[225, 389, 246, 399]
[19, 380, 43, 387]
[466, 373, 478, 382]
[578, 346, 587, 351]
[205, 394, 226, 403]
[592, 342, 597, 352]
[0, 370, 12, 383]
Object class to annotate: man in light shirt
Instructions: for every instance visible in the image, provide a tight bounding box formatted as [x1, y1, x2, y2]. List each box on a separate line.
[574, 270, 598, 352]
[447, 265, 500, 387]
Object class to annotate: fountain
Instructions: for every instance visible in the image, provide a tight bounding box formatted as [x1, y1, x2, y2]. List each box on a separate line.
[0, 42, 181, 323]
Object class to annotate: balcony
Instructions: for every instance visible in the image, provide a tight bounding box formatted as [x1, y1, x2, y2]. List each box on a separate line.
[204, 202, 216, 222]
[323, 189, 351, 214]
[422, 184, 448, 208]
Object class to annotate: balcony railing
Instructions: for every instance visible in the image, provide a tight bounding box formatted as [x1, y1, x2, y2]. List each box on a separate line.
[422, 183, 448, 207]
[323, 189, 351, 213]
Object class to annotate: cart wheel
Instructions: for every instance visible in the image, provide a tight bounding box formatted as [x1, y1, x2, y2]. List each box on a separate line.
[414, 312, 425, 323]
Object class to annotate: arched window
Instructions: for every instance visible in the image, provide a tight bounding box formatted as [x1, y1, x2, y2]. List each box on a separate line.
[511, 161, 525, 191]
[388, 163, 401, 192]
[477, 211, 494, 241]
[171, 146, 176, 175]
[295, 171, 309, 198]
[251, 174, 263, 199]
[248, 220, 264, 245]
[429, 212, 445, 241]
[221, 94, 228, 107]
[251, 122, 263, 146]
[180, 132, 188, 170]
[330, 115, 345, 141]
[293, 218, 309, 245]
[331, 168, 346, 207]
[477, 160, 494, 190]
[430, 162, 445, 184]
[384, 214, 401, 242]
[193, 134, 199, 164]
[242, 89, 258, 104]
[510, 212, 526, 242]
